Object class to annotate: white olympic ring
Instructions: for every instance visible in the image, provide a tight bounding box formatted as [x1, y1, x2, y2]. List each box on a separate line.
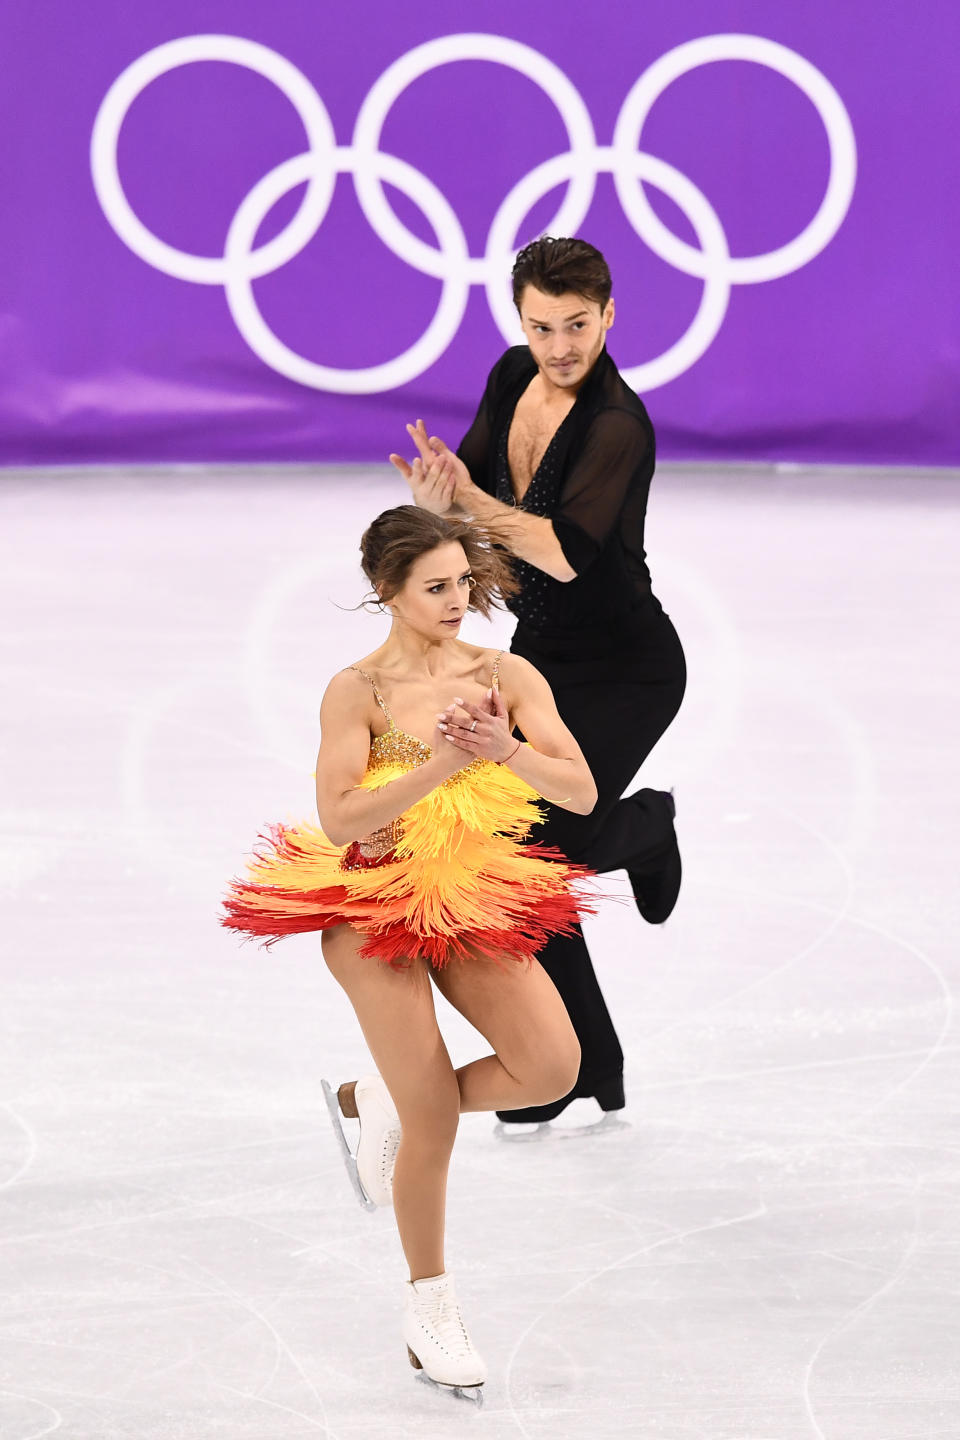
[225, 148, 470, 394]
[351, 34, 596, 286]
[611, 33, 858, 284]
[90, 34, 338, 285]
[90, 31, 857, 393]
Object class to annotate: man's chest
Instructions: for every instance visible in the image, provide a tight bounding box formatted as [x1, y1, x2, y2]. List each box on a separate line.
[506, 396, 575, 502]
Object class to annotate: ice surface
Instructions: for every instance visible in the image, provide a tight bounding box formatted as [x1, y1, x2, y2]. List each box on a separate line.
[1, 465, 957, 1438]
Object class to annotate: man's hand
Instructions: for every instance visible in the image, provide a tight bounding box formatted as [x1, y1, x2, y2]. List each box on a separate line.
[388, 419, 472, 515]
[390, 419, 576, 582]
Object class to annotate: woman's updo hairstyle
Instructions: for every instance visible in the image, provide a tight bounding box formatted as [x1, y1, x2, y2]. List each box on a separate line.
[360, 506, 517, 618]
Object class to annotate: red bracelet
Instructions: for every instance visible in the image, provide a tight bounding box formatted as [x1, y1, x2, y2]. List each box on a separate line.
[497, 739, 522, 765]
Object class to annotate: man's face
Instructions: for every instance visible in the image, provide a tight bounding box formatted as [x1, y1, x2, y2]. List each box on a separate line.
[517, 286, 615, 392]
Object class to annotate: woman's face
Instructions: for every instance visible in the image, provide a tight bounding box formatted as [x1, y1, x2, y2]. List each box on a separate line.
[384, 541, 473, 638]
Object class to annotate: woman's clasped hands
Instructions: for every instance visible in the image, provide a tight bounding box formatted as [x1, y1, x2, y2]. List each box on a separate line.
[432, 687, 520, 769]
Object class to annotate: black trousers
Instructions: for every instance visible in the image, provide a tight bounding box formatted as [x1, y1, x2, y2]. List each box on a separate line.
[498, 595, 686, 1118]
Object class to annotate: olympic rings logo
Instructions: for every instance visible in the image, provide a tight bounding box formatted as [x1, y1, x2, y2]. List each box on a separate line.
[90, 32, 856, 394]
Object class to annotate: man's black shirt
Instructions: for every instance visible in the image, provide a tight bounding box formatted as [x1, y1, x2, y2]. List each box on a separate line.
[457, 346, 656, 641]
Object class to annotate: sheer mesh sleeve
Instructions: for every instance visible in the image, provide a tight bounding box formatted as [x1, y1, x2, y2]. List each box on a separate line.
[456, 359, 501, 493]
[551, 408, 653, 575]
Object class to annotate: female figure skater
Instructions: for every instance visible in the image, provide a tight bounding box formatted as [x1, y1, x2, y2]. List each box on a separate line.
[222, 506, 597, 1399]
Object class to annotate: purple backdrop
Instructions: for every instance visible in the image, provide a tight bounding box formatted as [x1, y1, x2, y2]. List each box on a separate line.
[2, 2, 958, 467]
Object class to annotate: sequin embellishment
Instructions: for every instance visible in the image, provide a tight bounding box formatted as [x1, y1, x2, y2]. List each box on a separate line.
[340, 822, 401, 871]
[366, 728, 484, 786]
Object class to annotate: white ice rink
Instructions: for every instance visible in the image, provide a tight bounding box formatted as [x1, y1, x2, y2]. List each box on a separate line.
[2, 465, 957, 1438]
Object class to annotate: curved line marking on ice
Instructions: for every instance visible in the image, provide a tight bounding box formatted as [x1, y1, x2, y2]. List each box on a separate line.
[634, 803, 857, 1180]
[0, 1391, 63, 1440]
[827, 911, 954, 1123]
[648, 881, 953, 1127]
[189, 1259, 342, 1440]
[640, 1041, 960, 1094]
[801, 1217, 921, 1439]
[216, 1384, 336, 1432]
[0, 1105, 38, 1194]
[504, 1203, 766, 1438]
[645, 802, 856, 1053]
[0, 1167, 329, 1250]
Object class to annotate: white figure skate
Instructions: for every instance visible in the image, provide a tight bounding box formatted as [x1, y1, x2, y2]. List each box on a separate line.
[321, 1074, 401, 1211]
[403, 1272, 486, 1404]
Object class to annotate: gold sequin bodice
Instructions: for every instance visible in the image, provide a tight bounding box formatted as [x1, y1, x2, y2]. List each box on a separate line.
[344, 729, 486, 868]
[344, 657, 504, 869]
[366, 727, 483, 781]
[367, 727, 431, 771]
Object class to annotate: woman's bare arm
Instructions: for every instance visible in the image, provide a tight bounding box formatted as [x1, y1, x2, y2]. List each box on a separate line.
[438, 654, 597, 815]
[315, 671, 470, 846]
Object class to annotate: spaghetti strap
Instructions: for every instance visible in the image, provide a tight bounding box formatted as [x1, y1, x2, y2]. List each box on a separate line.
[350, 666, 395, 729]
[491, 649, 505, 691]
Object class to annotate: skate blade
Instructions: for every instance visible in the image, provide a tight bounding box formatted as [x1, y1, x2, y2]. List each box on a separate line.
[494, 1112, 630, 1143]
[321, 1078, 376, 1212]
[408, 1347, 484, 1404]
[413, 1370, 484, 1406]
[492, 1120, 553, 1143]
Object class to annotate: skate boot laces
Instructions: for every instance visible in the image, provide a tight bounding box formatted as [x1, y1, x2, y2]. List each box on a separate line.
[413, 1290, 474, 1360]
[381, 1123, 401, 1188]
[352, 1075, 401, 1207]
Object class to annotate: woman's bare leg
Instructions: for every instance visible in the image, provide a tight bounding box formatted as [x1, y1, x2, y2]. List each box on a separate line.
[322, 926, 460, 1281]
[432, 954, 581, 1113]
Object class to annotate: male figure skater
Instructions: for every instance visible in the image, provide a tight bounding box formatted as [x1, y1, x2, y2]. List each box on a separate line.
[390, 235, 686, 1126]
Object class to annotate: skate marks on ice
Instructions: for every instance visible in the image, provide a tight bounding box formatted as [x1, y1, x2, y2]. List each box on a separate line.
[182, 1256, 340, 1437]
[1, 1208, 348, 1438]
[0, 1104, 38, 1196]
[491, 819, 955, 1417]
[503, 1199, 768, 1439]
[800, 1222, 923, 1440]
[3, 467, 959, 1437]
[638, 799, 953, 1133]
[0, 1391, 63, 1440]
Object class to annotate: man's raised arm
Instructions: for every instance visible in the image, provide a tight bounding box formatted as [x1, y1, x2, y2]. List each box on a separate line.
[390, 420, 576, 583]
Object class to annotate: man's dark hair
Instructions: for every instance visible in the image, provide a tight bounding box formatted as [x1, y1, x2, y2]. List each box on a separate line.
[511, 235, 612, 313]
